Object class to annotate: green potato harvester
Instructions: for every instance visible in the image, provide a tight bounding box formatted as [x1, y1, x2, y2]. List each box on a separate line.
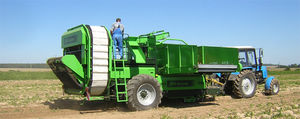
[48, 24, 276, 111]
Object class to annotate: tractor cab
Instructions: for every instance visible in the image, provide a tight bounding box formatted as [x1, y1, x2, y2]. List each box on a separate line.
[231, 46, 266, 83]
[234, 46, 263, 68]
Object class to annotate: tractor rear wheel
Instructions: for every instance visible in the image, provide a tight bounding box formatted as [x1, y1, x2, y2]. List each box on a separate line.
[265, 78, 280, 95]
[232, 70, 257, 98]
[127, 74, 162, 111]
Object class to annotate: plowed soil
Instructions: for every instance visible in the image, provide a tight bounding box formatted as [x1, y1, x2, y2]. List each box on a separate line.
[0, 69, 300, 119]
[0, 82, 299, 119]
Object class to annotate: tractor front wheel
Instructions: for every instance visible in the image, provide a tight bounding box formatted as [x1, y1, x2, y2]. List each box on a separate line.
[265, 78, 280, 95]
[127, 74, 162, 111]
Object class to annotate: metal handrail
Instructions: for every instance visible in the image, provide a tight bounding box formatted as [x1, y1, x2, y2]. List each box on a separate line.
[157, 39, 189, 45]
[139, 30, 165, 37]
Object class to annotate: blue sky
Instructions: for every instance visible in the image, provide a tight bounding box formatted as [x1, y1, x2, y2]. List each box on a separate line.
[0, 0, 299, 65]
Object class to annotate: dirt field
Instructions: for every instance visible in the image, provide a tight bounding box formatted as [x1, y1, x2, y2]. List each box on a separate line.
[0, 69, 300, 119]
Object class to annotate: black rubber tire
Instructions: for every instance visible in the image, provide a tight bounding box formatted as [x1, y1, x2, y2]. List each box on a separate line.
[223, 74, 238, 95]
[127, 74, 162, 111]
[265, 79, 280, 95]
[232, 70, 257, 98]
[224, 80, 234, 95]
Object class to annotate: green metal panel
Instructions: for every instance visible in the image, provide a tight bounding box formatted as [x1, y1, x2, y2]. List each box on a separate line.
[60, 24, 93, 93]
[156, 44, 198, 74]
[61, 25, 87, 48]
[127, 37, 146, 63]
[198, 46, 239, 65]
[82, 25, 92, 87]
[110, 67, 130, 78]
[130, 47, 146, 63]
[130, 67, 155, 77]
[110, 67, 155, 78]
[160, 74, 206, 91]
[58, 24, 92, 94]
[61, 55, 85, 79]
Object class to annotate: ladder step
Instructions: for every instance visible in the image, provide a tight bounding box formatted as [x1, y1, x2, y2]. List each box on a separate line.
[118, 92, 127, 94]
[113, 60, 128, 62]
[117, 100, 127, 102]
[114, 59, 127, 61]
[115, 67, 125, 69]
[116, 83, 126, 85]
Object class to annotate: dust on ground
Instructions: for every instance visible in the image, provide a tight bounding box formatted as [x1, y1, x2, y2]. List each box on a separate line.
[0, 79, 300, 119]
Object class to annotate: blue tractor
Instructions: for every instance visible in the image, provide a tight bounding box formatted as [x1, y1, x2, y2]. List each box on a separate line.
[219, 46, 280, 98]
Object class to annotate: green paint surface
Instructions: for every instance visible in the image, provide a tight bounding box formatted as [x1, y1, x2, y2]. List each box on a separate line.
[61, 25, 87, 48]
[198, 46, 239, 65]
[61, 55, 84, 78]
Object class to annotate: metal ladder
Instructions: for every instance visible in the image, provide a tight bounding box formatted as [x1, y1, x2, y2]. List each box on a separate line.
[113, 41, 128, 102]
[113, 59, 128, 102]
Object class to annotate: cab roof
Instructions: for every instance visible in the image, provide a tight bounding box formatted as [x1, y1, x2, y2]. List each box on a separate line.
[228, 46, 255, 50]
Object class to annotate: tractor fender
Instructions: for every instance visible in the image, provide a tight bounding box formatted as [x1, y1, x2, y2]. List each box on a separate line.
[265, 76, 274, 90]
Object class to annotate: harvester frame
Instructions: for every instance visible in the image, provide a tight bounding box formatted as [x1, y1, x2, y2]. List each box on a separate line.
[48, 24, 279, 111]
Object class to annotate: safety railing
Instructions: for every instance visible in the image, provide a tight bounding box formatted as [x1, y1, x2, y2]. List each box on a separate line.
[156, 39, 189, 45]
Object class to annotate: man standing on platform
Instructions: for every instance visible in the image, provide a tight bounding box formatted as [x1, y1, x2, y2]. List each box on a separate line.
[110, 18, 124, 59]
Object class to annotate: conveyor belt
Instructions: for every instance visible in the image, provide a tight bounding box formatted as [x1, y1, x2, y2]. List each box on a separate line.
[47, 57, 82, 90]
[89, 26, 109, 96]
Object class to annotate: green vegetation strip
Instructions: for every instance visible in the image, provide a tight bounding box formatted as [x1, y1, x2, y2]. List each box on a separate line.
[0, 71, 57, 80]
[268, 70, 300, 75]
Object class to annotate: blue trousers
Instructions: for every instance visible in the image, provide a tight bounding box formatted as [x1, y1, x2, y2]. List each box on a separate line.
[113, 34, 123, 59]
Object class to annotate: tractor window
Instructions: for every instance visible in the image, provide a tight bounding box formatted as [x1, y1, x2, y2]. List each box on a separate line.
[247, 51, 256, 67]
[239, 51, 247, 66]
[238, 50, 256, 67]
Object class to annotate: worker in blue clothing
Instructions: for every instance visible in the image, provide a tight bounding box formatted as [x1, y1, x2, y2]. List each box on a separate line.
[110, 18, 125, 59]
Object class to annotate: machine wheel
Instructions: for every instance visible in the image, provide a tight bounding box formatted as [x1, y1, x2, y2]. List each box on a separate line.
[127, 74, 162, 111]
[224, 81, 234, 95]
[265, 79, 280, 95]
[232, 70, 257, 98]
[223, 74, 237, 95]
